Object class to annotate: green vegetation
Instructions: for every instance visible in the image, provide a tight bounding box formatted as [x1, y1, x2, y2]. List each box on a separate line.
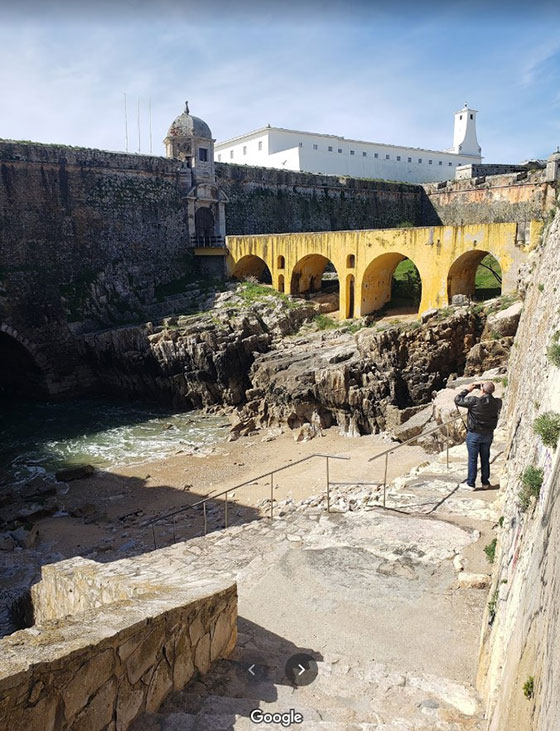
[313, 313, 339, 330]
[498, 516, 505, 528]
[488, 589, 499, 622]
[547, 331, 560, 367]
[237, 280, 296, 308]
[391, 258, 421, 305]
[518, 466, 544, 512]
[538, 283, 545, 292]
[533, 412, 560, 449]
[523, 676, 535, 700]
[475, 254, 502, 300]
[484, 538, 497, 564]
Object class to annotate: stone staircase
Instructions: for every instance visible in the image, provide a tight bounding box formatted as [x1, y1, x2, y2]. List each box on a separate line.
[130, 433, 503, 731]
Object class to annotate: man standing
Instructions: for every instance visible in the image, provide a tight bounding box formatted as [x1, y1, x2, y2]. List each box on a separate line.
[454, 382, 502, 488]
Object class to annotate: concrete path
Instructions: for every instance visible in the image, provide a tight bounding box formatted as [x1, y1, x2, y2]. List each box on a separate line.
[130, 432, 504, 730]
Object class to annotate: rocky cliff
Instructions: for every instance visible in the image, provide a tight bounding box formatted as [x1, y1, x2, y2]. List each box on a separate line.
[82, 283, 521, 439]
[476, 204, 560, 730]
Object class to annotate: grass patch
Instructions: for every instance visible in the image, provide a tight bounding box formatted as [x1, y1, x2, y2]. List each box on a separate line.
[518, 466, 544, 512]
[547, 343, 560, 367]
[488, 589, 499, 623]
[391, 258, 421, 305]
[475, 254, 502, 300]
[314, 313, 339, 330]
[484, 538, 497, 564]
[523, 676, 535, 700]
[533, 412, 560, 449]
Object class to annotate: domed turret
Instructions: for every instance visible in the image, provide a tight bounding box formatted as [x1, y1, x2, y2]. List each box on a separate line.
[167, 101, 212, 140]
[163, 101, 214, 176]
[546, 147, 560, 182]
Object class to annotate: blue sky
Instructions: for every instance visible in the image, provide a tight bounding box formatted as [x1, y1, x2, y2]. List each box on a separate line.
[1, 0, 559, 163]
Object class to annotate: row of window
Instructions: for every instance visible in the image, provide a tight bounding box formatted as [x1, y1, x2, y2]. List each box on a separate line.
[218, 143, 458, 166]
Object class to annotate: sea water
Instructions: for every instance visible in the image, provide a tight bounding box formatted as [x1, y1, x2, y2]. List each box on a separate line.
[0, 396, 230, 485]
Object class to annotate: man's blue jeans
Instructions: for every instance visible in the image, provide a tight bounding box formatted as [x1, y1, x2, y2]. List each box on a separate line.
[466, 431, 493, 485]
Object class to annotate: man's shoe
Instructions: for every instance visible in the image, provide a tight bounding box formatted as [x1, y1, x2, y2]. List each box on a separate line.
[481, 482, 496, 489]
[461, 479, 476, 489]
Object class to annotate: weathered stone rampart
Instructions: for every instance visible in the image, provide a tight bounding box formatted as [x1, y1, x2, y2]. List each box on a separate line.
[476, 206, 560, 729]
[0, 553, 237, 731]
[423, 169, 555, 226]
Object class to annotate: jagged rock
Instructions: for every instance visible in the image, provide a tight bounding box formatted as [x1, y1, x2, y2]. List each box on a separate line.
[452, 294, 470, 306]
[458, 573, 491, 589]
[0, 532, 16, 551]
[481, 301, 522, 339]
[11, 525, 39, 548]
[392, 405, 434, 442]
[464, 337, 513, 376]
[55, 465, 96, 482]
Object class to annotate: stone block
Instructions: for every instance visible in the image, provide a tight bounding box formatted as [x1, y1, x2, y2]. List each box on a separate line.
[126, 624, 166, 685]
[145, 658, 174, 713]
[62, 648, 115, 720]
[194, 632, 211, 674]
[172, 631, 195, 690]
[116, 682, 144, 731]
[71, 676, 117, 731]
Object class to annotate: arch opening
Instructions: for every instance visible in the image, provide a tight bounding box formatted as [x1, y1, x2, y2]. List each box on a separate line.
[277, 255, 285, 270]
[290, 254, 340, 314]
[0, 332, 47, 399]
[278, 274, 285, 293]
[194, 206, 215, 243]
[345, 274, 355, 318]
[447, 251, 502, 303]
[231, 254, 272, 284]
[361, 253, 422, 317]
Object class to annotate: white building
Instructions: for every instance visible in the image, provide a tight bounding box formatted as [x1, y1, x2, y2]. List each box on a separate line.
[215, 105, 482, 184]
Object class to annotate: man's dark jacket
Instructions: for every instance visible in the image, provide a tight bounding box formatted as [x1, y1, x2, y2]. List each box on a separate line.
[454, 390, 502, 434]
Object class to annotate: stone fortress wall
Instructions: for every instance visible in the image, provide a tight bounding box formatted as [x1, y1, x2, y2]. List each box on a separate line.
[0, 138, 556, 397]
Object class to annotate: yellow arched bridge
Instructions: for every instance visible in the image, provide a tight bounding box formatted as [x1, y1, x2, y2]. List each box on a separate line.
[202, 221, 542, 318]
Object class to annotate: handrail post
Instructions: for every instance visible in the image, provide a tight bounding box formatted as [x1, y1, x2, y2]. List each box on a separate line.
[326, 456, 330, 513]
[446, 421, 449, 470]
[270, 473, 274, 520]
[383, 452, 389, 508]
[225, 491, 228, 529]
[203, 502, 208, 536]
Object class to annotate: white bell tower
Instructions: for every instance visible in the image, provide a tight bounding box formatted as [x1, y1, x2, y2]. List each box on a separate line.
[450, 103, 482, 158]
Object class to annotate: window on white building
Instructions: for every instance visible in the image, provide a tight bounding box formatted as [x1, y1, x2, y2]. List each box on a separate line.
[428, 160, 432, 164]
[258, 141, 263, 151]
[439, 161, 443, 165]
[374, 153, 378, 158]
[350, 150, 355, 155]
[362, 152, 367, 157]
[396, 156, 401, 161]
[313, 144, 318, 150]
[299, 142, 303, 147]
[230, 150, 234, 159]
[243, 146, 247, 155]
[408, 157, 412, 163]
[448, 162, 452, 166]
[328, 146, 333, 152]
[418, 158, 422, 163]
[470, 114, 473, 119]
[338, 148, 342, 153]
[385, 154, 390, 160]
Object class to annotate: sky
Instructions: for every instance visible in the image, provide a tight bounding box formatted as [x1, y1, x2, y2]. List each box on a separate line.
[1, 0, 559, 163]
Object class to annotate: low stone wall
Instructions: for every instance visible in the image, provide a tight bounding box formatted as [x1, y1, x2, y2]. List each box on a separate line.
[0, 554, 237, 731]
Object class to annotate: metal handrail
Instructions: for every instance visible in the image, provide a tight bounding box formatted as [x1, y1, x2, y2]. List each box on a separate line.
[367, 413, 465, 508]
[145, 452, 350, 547]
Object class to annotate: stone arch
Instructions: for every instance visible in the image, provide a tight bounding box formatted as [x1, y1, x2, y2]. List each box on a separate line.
[360, 252, 423, 315]
[278, 274, 285, 293]
[194, 206, 215, 240]
[231, 255, 272, 284]
[347, 254, 355, 268]
[447, 250, 502, 302]
[0, 324, 49, 397]
[277, 255, 285, 270]
[290, 254, 339, 295]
